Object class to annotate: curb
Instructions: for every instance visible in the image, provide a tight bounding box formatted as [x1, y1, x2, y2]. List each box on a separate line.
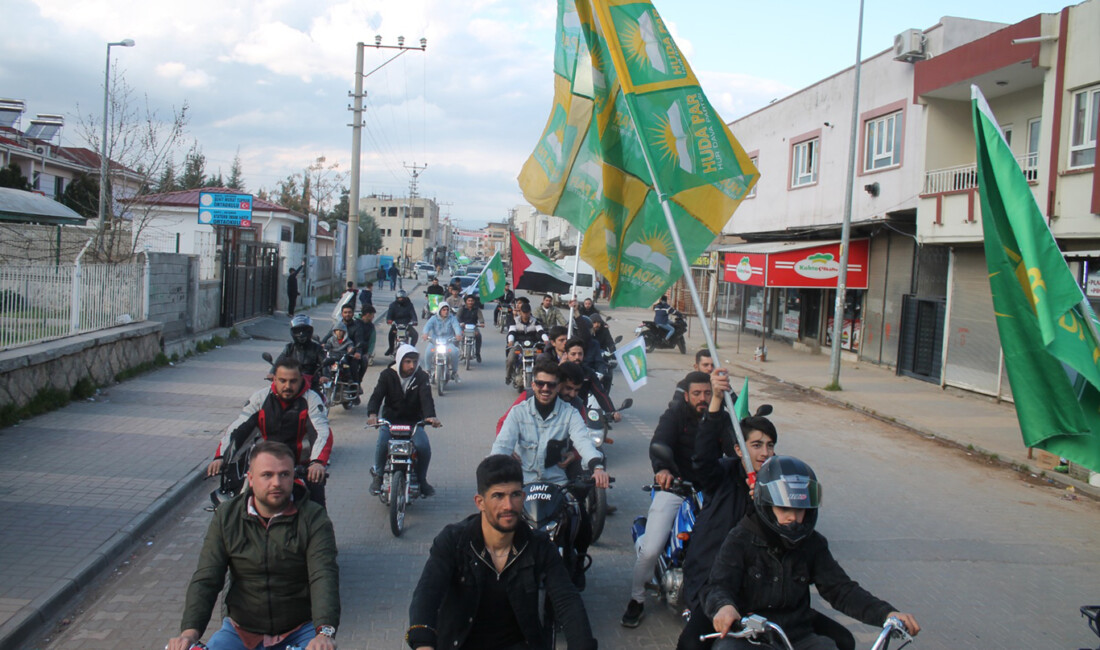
[731, 360, 1100, 501]
[2, 459, 209, 650]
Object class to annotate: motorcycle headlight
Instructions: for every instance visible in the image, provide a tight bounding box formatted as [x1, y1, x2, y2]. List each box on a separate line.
[389, 440, 413, 456]
[435, 343, 447, 354]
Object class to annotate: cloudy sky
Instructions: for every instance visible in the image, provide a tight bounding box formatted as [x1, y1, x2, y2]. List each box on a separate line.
[1, 0, 1070, 228]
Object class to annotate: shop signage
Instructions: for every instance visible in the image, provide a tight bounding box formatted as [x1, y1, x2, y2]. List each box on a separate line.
[1088, 271, 1100, 298]
[723, 240, 869, 289]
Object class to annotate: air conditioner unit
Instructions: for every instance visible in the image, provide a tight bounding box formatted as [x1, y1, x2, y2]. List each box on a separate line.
[34, 145, 47, 156]
[893, 29, 927, 62]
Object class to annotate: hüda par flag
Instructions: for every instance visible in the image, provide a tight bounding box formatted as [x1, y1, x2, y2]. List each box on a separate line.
[614, 336, 648, 391]
[476, 252, 506, 303]
[973, 85, 1100, 474]
[517, 0, 758, 309]
[732, 376, 750, 422]
[510, 231, 574, 294]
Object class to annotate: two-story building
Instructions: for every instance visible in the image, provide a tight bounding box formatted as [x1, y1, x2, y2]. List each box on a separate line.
[358, 193, 439, 269]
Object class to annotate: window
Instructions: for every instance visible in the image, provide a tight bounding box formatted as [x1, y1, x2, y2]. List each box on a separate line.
[412, 207, 424, 218]
[1025, 117, 1041, 182]
[1070, 85, 1099, 168]
[864, 111, 903, 171]
[791, 139, 818, 187]
[280, 226, 292, 242]
[412, 229, 423, 237]
[747, 156, 758, 197]
[387, 206, 398, 216]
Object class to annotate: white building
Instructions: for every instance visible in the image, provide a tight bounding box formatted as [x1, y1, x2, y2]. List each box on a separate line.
[358, 193, 439, 269]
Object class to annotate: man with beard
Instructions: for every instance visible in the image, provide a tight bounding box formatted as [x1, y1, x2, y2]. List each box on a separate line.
[324, 304, 371, 398]
[534, 294, 567, 329]
[367, 345, 440, 497]
[406, 455, 597, 650]
[168, 441, 339, 650]
[384, 289, 420, 355]
[621, 370, 714, 628]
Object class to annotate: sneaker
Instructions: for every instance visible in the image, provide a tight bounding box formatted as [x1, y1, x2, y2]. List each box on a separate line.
[420, 481, 436, 497]
[621, 599, 645, 628]
[476, 354, 482, 363]
[369, 473, 383, 495]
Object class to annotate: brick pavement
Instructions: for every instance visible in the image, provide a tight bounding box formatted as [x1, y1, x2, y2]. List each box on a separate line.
[14, 297, 1100, 649]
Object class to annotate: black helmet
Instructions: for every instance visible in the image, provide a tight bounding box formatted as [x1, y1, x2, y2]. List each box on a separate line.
[290, 315, 314, 345]
[396, 289, 408, 299]
[753, 456, 822, 548]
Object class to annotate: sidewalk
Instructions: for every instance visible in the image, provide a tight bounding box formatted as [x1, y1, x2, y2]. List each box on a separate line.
[0, 300, 338, 650]
[607, 306, 1099, 498]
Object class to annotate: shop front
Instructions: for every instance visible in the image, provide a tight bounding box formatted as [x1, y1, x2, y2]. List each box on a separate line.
[719, 239, 870, 351]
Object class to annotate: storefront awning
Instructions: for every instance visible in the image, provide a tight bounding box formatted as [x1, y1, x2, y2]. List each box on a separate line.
[719, 239, 870, 289]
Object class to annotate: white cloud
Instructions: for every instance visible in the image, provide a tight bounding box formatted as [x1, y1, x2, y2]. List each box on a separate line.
[155, 62, 213, 89]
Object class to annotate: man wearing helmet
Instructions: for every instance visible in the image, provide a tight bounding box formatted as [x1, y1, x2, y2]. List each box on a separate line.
[384, 289, 419, 356]
[273, 315, 327, 398]
[701, 455, 920, 649]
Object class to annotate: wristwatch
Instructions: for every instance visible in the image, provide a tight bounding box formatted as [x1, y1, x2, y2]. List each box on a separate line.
[317, 625, 336, 638]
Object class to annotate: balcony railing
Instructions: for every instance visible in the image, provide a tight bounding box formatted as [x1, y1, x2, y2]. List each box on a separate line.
[923, 154, 1039, 194]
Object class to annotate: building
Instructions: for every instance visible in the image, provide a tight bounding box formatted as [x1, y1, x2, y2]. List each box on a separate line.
[510, 204, 577, 257]
[484, 220, 510, 258]
[358, 193, 439, 269]
[715, 2, 1099, 398]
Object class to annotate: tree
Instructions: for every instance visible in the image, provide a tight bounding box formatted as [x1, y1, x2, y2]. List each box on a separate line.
[179, 141, 206, 189]
[156, 160, 178, 194]
[227, 150, 245, 190]
[0, 163, 31, 190]
[60, 173, 100, 219]
[204, 170, 225, 188]
[75, 67, 190, 260]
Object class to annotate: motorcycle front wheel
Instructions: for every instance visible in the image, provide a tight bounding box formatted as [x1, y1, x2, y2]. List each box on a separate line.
[436, 364, 446, 396]
[465, 346, 472, 371]
[389, 469, 407, 536]
[587, 487, 608, 543]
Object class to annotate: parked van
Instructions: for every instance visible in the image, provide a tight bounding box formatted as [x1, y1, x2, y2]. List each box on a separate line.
[553, 255, 599, 304]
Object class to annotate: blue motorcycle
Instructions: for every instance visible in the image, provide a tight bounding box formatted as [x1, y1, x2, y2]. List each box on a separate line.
[630, 444, 703, 615]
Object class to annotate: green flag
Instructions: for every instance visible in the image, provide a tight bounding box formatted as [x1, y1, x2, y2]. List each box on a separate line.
[732, 376, 750, 422]
[974, 85, 1100, 473]
[614, 336, 648, 391]
[476, 252, 506, 302]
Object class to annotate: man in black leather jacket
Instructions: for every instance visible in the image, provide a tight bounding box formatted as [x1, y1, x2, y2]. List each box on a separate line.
[406, 455, 597, 650]
[274, 315, 327, 396]
[384, 290, 420, 355]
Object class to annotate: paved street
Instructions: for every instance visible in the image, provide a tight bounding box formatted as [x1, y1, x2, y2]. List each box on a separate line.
[17, 291, 1100, 649]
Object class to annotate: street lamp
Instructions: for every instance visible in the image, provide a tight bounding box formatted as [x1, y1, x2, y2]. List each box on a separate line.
[96, 38, 135, 255]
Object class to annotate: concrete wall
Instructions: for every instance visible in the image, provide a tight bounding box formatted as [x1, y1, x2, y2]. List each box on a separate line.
[0, 321, 162, 410]
[146, 252, 222, 340]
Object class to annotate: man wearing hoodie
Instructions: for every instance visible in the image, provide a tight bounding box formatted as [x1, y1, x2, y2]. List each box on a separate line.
[422, 303, 462, 382]
[366, 344, 441, 497]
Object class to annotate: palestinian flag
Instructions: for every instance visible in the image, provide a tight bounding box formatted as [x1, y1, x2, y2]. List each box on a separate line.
[511, 231, 573, 294]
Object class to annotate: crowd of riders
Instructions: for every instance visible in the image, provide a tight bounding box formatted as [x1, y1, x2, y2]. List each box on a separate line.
[170, 272, 919, 650]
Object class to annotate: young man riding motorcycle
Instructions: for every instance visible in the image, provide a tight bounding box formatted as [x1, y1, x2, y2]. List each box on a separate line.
[562, 339, 620, 422]
[324, 304, 371, 398]
[422, 303, 462, 382]
[455, 293, 484, 364]
[622, 370, 715, 628]
[366, 344, 440, 497]
[652, 295, 681, 341]
[504, 303, 549, 385]
[491, 361, 609, 589]
[384, 290, 419, 356]
[207, 357, 333, 506]
[535, 293, 567, 329]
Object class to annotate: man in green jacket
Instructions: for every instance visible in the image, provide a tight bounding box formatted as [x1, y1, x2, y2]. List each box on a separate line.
[166, 441, 341, 650]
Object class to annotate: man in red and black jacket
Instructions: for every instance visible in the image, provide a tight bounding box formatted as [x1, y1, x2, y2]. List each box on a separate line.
[207, 357, 334, 506]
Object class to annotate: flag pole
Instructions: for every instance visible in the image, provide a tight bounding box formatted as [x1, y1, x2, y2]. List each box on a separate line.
[567, 230, 583, 339]
[615, 100, 755, 480]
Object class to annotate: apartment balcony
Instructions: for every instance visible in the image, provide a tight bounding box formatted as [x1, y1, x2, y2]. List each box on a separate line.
[922, 154, 1039, 195]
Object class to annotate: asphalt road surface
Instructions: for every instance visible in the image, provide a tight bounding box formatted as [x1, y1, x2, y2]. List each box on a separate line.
[34, 296, 1100, 649]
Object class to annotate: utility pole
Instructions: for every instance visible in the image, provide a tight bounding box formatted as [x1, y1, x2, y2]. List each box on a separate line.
[345, 35, 426, 284]
[401, 162, 427, 278]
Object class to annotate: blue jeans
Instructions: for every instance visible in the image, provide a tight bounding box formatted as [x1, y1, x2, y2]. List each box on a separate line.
[374, 424, 432, 483]
[659, 322, 675, 340]
[206, 617, 315, 649]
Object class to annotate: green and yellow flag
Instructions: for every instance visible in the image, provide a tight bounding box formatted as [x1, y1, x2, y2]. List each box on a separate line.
[974, 85, 1100, 473]
[518, 0, 758, 308]
[476, 252, 507, 303]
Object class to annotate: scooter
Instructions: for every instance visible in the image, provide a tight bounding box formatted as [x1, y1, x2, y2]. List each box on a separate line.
[630, 442, 701, 615]
[369, 418, 430, 537]
[637, 314, 688, 354]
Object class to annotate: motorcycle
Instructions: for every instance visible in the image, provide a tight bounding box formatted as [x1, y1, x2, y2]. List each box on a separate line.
[630, 442, 702, 615]
[320, 349, 360, 410]
[426, 337, 453, 396]
[497, 303, 512, 333]
[460, 323, 478, 370]
[637, 314, 688, 354]
[369, 418, 429, 536]
[509, 339, 541, 392]
[700, 615, 914, 650]
[582, 397, 632, 543]
[394, 323, 411, 349]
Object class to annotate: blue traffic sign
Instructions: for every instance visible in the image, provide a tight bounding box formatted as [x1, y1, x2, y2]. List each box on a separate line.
[198, 192, 253, 227]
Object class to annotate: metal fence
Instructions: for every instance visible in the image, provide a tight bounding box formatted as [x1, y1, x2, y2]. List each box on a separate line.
[0, 261, 146, 351]
[923, 154, 1038, 194]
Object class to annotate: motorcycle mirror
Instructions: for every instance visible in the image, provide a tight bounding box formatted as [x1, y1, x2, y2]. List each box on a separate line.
[649, 442, 679, 475]
[755, 404, 774, 417]
[261, 352, 274, 363]
[614, 335, 623, 343]
[619, 398, 634, 410]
